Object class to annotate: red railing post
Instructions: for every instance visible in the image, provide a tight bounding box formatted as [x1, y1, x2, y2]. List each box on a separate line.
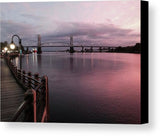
[45, 76, 49, 121]
[41, 76, 49, 122]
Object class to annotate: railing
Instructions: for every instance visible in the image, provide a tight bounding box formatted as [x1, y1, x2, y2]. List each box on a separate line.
[4, 53, 49, 122]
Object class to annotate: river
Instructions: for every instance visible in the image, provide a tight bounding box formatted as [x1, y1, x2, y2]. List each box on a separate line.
[14, 52, 140, 123]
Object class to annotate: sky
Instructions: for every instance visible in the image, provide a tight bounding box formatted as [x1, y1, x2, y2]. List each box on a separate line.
[0, 0, 140, 47]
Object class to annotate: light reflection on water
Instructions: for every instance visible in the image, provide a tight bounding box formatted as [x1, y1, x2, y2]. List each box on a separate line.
[14, 52, 140, 123]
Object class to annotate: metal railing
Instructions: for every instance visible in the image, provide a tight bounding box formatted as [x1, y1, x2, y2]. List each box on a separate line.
[4, 53, 49, 122]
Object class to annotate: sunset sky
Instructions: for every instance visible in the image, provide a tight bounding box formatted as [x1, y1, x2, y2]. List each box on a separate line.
[0, 0, 140, 46]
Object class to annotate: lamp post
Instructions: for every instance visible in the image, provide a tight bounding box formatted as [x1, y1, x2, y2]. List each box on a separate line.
[10, 34, 23, 69]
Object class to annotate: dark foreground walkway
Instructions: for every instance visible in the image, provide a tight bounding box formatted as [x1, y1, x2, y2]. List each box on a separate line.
[1, 58, 24, 121]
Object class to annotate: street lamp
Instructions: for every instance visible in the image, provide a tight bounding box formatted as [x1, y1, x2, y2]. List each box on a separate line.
[10, 43, 15, 50]
[10, 34, 23, 69]
[10, 34, 23, 55]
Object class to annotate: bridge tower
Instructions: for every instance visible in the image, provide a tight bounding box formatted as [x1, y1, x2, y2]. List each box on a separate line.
[37, 34, 42, 54]
[69, 36, 75, 53]
[81, 45, 84, 52]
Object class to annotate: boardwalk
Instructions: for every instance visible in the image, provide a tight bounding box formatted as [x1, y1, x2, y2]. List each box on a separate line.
[1, 58, 24, 121]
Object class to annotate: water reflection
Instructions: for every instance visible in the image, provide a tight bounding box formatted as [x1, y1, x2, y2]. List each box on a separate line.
[32, 53, 37, 65]
[37, 54, 41, 68]
[26, 54, 29, 65]
[69, 54, 74, 72]
[15, 52, 140, 123]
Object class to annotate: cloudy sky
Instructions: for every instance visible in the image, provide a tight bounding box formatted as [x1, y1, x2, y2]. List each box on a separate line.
[0, 0, 140, 46]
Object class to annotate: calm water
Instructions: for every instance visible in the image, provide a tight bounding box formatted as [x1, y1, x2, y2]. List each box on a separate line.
[14, 52, 140, 123]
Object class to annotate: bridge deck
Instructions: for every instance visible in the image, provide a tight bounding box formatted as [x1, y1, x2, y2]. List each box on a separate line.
[1, 58, 24, 122]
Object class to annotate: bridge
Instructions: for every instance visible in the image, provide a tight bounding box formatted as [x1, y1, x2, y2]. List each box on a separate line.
[22, 35, 116, 54]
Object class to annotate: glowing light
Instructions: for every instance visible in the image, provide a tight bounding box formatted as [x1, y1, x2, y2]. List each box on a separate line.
[4, 47, 8, 51]
[10, 43, 16, 49]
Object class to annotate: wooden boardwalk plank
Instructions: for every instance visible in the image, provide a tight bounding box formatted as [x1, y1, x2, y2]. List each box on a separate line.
[1, 58, 25, 122]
